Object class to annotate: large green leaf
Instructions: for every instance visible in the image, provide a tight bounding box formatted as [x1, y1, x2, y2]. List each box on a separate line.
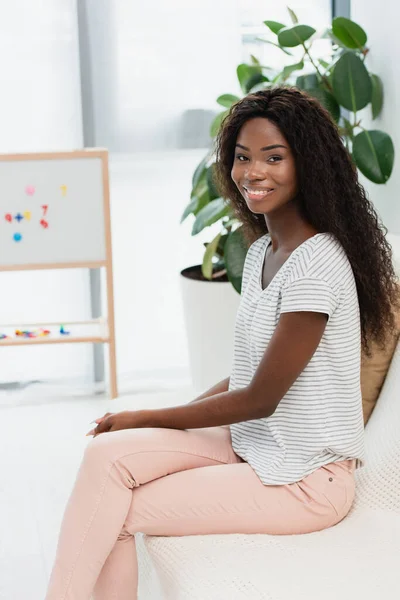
[245, 73, 269, 93]
[180, 197, 199, 224]
[181, 181, 210, 223]
[325, 28, 350, 48]
[278, 25, 316, 48]
[224, 227, 248, 294]
[192, 197, 229, 235]
[210, 109, 229, 138]
[216, 94, 240, 108]
[247, 80, 271, 93]
[281, 60, 304, 81]
[296, 73, 319, 90]
[307, 87, 341, 122]
[195, 186, 212, 214]
[216, 232, 229, 258]
[236, 63, 269, 93]
[370, 74, 383, 120]
[263, 20, 285, 35]
[237, 64, 258, 93]
[182, 177, 212, 222]
[353, 130, 394, 184]
[332, 52, 372, 111]
[202, 232, 222, 279]
[192, 154, 208, 188]
[332, 17, 367, 49]
[206, 163, 220, 200]
[191, 166, 207, 197]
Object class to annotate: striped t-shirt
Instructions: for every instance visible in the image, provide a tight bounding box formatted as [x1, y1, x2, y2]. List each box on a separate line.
[229, 232, 366, 485]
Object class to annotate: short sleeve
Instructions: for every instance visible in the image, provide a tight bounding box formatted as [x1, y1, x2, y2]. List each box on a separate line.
[280, 277, 339, 319]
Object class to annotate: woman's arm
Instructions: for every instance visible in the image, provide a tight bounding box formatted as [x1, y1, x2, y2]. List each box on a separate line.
[188, 377, 230, 404]
[139, 311, 329, 430]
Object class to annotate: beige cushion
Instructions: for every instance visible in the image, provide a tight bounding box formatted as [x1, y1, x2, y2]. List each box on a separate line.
[361, 297, 400, 426]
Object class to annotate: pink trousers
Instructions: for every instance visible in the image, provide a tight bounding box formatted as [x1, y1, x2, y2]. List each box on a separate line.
[45, 424, 356, 600]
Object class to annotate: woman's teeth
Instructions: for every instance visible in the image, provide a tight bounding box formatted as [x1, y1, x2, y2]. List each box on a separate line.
[244, 187, 274, 200]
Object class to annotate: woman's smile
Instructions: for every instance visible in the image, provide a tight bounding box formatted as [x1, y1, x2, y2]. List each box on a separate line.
[243, 186, 275, 201]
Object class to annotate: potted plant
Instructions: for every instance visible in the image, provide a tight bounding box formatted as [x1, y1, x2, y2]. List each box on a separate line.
[180, 8, 395, 392]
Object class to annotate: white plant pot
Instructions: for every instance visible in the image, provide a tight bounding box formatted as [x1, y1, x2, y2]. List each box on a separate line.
[180, 267, 241, 393]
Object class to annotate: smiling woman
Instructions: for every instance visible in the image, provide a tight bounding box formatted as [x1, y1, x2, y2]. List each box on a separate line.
[214, 86, 399, 359]
[44, 86, 400, 600]
[211, 84, 400, 482]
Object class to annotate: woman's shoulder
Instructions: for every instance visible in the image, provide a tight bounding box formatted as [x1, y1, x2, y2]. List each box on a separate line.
[290, 232, 354, 291]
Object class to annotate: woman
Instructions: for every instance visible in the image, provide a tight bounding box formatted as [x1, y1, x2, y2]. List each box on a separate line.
[45, 87, 399, 600]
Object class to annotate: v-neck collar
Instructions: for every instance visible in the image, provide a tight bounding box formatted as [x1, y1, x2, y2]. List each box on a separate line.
[258, 232, 330, 293]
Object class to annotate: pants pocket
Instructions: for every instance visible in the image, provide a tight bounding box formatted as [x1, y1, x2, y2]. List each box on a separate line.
[319, 464, 355, 517]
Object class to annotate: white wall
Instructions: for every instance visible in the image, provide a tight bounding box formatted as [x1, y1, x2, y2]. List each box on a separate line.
[351, 0, 400, 233]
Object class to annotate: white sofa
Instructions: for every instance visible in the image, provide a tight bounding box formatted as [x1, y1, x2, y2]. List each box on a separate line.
[136, 234, 400, 600]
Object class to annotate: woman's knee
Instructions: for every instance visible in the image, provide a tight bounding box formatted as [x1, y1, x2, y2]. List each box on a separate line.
[83, 427, 164, 465]
[83, 429, 132, 464]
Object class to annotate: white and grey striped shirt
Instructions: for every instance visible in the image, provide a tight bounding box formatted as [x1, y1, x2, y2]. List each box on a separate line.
[229, 232, 366, 485]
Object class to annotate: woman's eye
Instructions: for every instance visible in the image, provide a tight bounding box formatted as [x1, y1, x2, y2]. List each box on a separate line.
[235, 155, 282, 163]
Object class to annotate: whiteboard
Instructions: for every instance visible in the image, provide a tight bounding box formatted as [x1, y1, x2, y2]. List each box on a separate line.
[0, 151, 108, 269]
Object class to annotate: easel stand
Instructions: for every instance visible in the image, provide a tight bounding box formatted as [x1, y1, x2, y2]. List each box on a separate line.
[0, 149, 118, 399]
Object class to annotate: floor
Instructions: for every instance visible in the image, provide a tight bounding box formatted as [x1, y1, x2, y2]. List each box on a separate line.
[0, 383, 194, 600]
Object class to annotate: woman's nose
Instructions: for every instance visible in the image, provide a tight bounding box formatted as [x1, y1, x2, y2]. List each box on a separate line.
[245, 161, 267, 180]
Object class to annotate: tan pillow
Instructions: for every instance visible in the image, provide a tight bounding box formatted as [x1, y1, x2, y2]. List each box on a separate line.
[360, 300, 400, 426]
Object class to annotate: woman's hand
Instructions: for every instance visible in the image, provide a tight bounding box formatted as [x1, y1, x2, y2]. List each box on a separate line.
[86, 412, 115, 437]
[86, 410, 148, 437]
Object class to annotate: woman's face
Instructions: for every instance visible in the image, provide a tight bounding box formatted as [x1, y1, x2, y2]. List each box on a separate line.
[231, 117, 298, 215]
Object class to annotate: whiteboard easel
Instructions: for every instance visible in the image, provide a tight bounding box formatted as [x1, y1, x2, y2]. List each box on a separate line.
[0, 148, 118, 399]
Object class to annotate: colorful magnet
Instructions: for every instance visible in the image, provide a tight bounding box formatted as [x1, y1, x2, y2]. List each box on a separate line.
[41, 205, 48, 216]
[23, 211, 31, 221]
[38, 329, 51, 337]
[15, 328, 50, 338]
[0, 334, 9, 340]
[60, 325, 70, 335]
[13, 233, 22, 242]
[25, 185, 35, 196]
[60, 185, 67, 196]
[40, 219, 49, 229]
[15, 330, 33, 337]
[5, 213, 12, 223]
[14, 213, 23, 222]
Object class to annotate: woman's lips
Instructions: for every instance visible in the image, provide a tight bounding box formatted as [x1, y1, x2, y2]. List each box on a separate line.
[243, 187, 275, 201]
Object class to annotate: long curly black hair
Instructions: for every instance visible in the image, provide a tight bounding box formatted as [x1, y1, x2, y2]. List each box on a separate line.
[214, 86, 399, 358]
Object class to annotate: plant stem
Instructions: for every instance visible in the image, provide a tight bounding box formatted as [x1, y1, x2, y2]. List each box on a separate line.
[302, 42, 333, 93]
